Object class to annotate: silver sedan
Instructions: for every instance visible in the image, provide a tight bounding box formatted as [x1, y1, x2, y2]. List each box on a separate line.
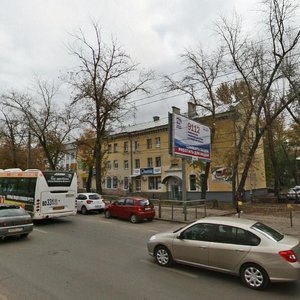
[147, 216, 300, 290]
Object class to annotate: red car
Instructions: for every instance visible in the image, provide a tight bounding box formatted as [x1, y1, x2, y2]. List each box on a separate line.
[104, 197, 155, 223]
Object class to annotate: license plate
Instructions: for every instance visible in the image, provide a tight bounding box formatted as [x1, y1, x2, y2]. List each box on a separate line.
[145, 207, 151, 211]
[8, 227, 23, 233]
[53, 206, 64, 210]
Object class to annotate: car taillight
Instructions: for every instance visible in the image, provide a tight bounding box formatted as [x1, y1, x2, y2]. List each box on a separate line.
[86, 200, 93, 204]
[0, 222, 7, 227]
[279, 250, 298, 263]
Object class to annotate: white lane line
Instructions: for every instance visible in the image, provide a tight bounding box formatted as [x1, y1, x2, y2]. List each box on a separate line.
[98, 220, 112, 224]
[34, 228, 48, 234]
[140, 260, 199, 279]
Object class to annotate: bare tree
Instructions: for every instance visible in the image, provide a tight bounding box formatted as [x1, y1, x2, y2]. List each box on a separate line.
[0, 105, 27, 168]
[67, 22, 153, 193]
[1, 79, 79, 170]
[165, 0, 300, 205]
[216, 0, 300, 203]
[165, 47, 224, 199]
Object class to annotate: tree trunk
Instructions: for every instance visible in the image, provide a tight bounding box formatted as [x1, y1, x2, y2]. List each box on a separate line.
[266, 125, 280, 198]
[95, 136, 103, 194]
[86, 166, 93, 192]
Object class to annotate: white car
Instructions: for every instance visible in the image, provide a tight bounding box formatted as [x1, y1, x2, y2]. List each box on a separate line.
[287, 186, 300, 201]
[76, 193, 105, 214]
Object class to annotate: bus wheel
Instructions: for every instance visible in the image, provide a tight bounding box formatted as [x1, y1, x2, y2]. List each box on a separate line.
[81, 206, 88, 215]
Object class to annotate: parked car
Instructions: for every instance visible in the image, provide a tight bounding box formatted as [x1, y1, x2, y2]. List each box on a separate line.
[147, 216, 300, 290]
[0, 204, 34, 240]
[287, 186, 300, 201]
[104, 197, 155, 223]
[76, 193, 105, 214]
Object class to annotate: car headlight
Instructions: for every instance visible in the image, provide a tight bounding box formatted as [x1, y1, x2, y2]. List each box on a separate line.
[149, 235, 156, 241]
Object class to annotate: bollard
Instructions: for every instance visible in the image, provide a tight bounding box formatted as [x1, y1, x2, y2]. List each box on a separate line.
[158, 200, 161, 219]
[287, 204, 293, 227]
[237, 201, 243, 218]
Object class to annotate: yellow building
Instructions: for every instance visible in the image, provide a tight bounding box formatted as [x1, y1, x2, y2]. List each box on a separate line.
[77, 103, 267, 201]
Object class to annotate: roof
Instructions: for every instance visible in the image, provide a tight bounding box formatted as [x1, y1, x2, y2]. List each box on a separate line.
[111, 101, 240, 136]
[112, 118, 168, 136]
[196, 216, 257, 227]
[199, 101, 240, 117]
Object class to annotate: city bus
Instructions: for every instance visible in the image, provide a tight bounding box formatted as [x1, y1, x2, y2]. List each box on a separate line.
[0, 169, 77, 220]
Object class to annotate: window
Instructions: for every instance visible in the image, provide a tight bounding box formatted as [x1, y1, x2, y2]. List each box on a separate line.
[134, 141, 139, 151]
[125, 198, 134, 206]
[190, 175, 196, 191]
[148, 176, 161, 190]
[215, 225, 261, 246]
[113, 143, 118, 153]
[106, 177, 112, 189]
[135, 178, 141, 192]
[124, 177, 129, 190]
[114, 160, 118, 169]
[155, 157, 161, 167]
[252, 222, 283, 242]
[124, 141, 129, 152]
[113, 176, 118, 189]
[181, 223, 216, 241]
[107, 161, 112, 170]
[155, 137, 161, 148]
[135, 159, 140, 168]
[147, 157, 153, 168]
[146, 139, 152, 149]
[124, 160, 129, 169]
[108, 144, 112, 153]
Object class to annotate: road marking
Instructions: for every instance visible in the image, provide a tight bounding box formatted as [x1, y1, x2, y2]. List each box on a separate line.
[169, 268, 199, 279]
[147, 229, 158, 233]
[34, 228, 48, 234]
[140, 259, 199, 279]
[98, 220, 112, 224]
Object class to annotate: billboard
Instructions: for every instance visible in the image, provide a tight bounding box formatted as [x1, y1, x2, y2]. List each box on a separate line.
[171, 112, 211, 161]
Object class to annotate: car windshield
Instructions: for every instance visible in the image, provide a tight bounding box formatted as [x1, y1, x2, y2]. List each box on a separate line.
[89, 194, 101, 200]
[252, 222, 284, 242]
[0, 207, 28, 217]
[139, 199, 151, 206]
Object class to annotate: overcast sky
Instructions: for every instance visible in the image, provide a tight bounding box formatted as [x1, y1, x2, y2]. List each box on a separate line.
[0, 0, 263, 124]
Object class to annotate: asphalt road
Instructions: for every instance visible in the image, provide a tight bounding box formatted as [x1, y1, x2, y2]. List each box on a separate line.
[0, 214, 299, 300]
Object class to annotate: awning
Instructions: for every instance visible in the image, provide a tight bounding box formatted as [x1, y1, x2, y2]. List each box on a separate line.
[162, 175, 182, 184]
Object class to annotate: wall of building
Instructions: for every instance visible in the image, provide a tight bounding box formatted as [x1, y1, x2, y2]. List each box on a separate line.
[76, 110, 267, 202]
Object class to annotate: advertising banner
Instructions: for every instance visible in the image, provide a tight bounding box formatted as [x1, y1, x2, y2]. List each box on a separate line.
[172, 113, 211, 161]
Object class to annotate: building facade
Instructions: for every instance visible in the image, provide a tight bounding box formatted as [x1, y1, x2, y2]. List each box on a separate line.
[76, 103, 267, 201]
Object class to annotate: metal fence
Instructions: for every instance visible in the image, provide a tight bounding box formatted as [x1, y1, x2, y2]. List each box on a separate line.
[151, 199, 207, 222]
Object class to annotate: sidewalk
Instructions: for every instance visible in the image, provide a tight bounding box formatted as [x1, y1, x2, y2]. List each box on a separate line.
[154, 203, 300, 238]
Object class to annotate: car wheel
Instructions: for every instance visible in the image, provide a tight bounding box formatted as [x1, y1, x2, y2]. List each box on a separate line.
[104, 210, 111, 218]
[130, 214, 139, 223]
[81, 206, 88, 215]
[20, 233, 29, 239]
[240, 263, 269, 290]
[147, 218, 153, 221]
[154, 246, 173, 267]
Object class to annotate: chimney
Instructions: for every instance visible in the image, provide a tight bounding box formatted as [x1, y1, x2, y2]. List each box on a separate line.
[188, 102, 197, 118]
[153, 116, 160, 121]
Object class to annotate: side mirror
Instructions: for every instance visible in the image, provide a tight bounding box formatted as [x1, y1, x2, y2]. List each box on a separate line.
[177, 233, 184, 239]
